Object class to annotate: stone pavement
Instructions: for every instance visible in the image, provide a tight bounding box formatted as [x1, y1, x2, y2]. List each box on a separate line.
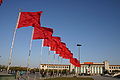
[92, 75, 120, 80]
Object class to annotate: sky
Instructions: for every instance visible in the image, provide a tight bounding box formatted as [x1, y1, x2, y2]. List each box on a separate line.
[0, 0, 120, 68]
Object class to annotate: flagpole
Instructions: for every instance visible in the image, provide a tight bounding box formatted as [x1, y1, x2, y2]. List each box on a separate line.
[53, 54, 55, 77]
[54, 51, 59, 77]
[57, 55, 59, 77]
[26, 28, 34, 80]
[60, 58, 63, 75]
[40, 39, 44, 64]
[48, 47, 51, 64]
[38, 39, 44, 79]
[47, 48, 50, 78]
[7, 12, 21, 72]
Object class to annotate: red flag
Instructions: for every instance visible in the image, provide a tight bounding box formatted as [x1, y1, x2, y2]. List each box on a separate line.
[56, 42, 67, 54]
[43, 37, 73, 60]
[55, 42, 66, 54]
[70, 58, 81, 67]
[43, 38, 51, 47]
[59, 52, 73, 59]
[43, 36, 61, 48]
[55, 47, 62, 54]
[33, 27, 53, 40]
[0, 0, 3, 5]
[59, 48, 73, 59]
[50, 37, 61, 51]
[17, 11, 43, 28]
[54, 42, 73, 59]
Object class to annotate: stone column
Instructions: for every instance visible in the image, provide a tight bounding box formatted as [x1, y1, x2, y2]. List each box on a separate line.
[97, 66, 99, 74]
[95, 66, 97, 74]
[100, 67, 103, 74]
[84, 66, 86, 73]
[92, 66, 94, 74]
[98, 66, 100, 74]
[81, 66, 83, 73]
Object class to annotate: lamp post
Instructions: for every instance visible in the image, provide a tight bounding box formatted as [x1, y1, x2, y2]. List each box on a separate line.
[77, 44, 82, 62]
[77, 44, 82, 74]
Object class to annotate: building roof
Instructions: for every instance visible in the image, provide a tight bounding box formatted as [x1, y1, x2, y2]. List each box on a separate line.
[41, 64, 70, 66]
[80, 62, 104, 65]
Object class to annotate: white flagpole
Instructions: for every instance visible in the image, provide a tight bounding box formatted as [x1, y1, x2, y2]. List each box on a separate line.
[57, 55, 59, 76]
[61, 57, 62, 64]
[53, 54, 55, 77]
[7, 12, 21, 72]
[27, 28, 34, 80]
[27, 28, 34, 69]
[40, 39, 44, 64]
[47, 47, 51, 77]
[60, 57, 63, 74]
[39, 39, 44, 79]
[48, 47, 51, 64]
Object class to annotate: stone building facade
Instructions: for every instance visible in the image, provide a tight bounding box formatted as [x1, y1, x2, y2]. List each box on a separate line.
[40, 61, 120, 75]
[40, 64, 70, 71]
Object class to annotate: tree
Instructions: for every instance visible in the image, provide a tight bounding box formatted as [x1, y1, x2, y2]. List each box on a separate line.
[112, 70, 120, 73]
[103, 70, 109, 74]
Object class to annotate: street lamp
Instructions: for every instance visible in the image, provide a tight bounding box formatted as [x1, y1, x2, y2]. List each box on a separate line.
[77, 44, 82, 74]
[77, 44, 82, 62]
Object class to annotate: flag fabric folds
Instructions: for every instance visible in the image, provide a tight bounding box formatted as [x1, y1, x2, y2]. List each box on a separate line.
[59, 52, 73, 59]
[49, 37, 61, 51]
[17, 11, 43, 28]
[33, 27, 80, 67]
[33, 27, 53, 40]
[43, 38, 74, 59]
[0, 0, 3, 5]
[55, 42, 66, 54]
[15, 10, 81, 67]
[43, 37, 61, 47]
[43, 38, 51, 47]
[70, 58, 81, 67]
[59, 47, 73, 59]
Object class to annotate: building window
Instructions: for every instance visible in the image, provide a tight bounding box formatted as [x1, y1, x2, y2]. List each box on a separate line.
[114, 67, 115, 69]
[109, 70, 111, 72]
[109, 67, 111, 69]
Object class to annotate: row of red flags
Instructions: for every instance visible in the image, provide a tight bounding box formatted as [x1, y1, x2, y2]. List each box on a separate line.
[17, 11, 81, 67]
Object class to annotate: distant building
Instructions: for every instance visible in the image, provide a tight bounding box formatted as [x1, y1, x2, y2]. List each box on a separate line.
[109, 65, 120, 73]
[40, 64, 70, 71]
[71, 61, 104, 75]
[40, 61, 120, 75]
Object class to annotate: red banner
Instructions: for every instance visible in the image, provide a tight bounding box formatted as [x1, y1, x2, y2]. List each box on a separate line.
[17, 11, 43, 28]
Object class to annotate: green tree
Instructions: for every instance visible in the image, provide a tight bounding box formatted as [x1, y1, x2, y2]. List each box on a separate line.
[103, 70, 109, 74]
